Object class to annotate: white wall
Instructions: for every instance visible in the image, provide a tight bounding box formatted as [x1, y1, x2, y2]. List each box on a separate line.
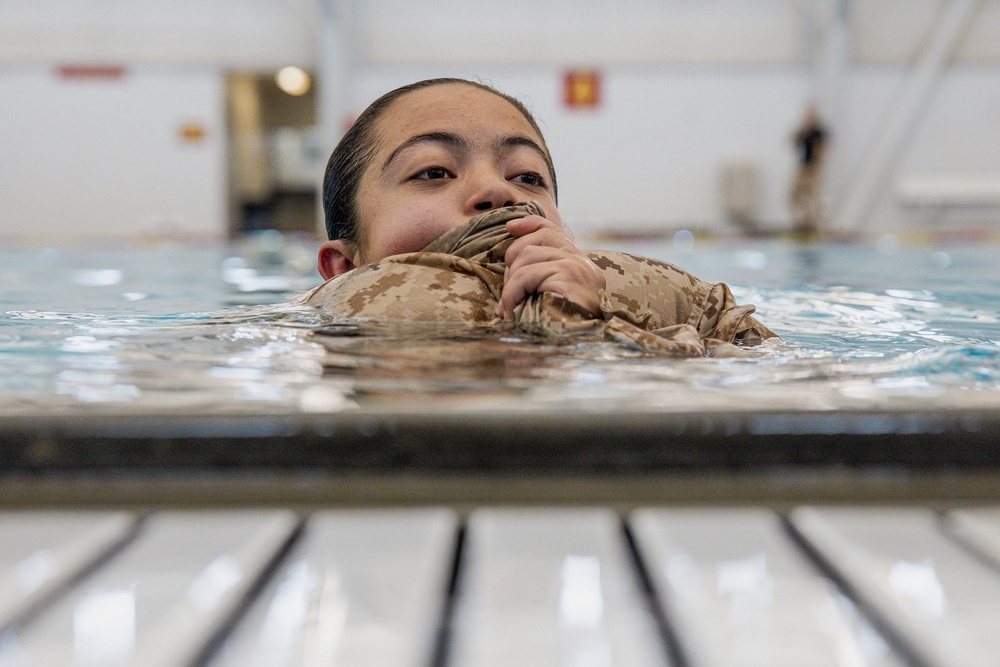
[356, 67, 808, 233]
[844, 65, 1000, 231]
[2, 0, 1000, 240]
[853, 0, 1000, 62]
[0, 65, 226, 241]
[0, 0, 315, 70]
[359, 0, 804, 66]
[7, 0, 998, 69]
[355, 60, 1000, 235]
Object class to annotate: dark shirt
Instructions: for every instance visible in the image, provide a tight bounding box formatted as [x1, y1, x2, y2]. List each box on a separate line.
[797, 126, 827, 166]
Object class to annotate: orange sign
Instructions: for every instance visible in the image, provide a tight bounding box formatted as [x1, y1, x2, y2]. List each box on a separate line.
[564, 70, 601, 108]
[179, 123, 207, 143]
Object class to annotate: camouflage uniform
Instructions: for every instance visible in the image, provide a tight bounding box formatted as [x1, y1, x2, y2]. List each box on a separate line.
[303, 203, 778, 357]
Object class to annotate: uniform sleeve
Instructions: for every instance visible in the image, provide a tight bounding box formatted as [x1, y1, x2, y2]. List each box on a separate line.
[688, 280, 778, 345]
[590, 250, 778, 346]
[302, 253, 499, 324]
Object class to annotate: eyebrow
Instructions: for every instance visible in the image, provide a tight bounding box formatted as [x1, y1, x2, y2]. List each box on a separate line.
[493, 136, 555, 181]
[381, 132, 467, 174]
[380, 131, 554, 183]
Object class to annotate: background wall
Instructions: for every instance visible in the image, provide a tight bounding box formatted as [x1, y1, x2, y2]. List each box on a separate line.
[0, 65, 225, 241]
[1, 0, 999, 241]
[354, 67, 810, 235]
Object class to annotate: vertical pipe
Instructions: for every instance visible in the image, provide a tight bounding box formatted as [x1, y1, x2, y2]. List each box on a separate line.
[811, 0, 851, 211]
[226, 73, 270, 236]
[813, 0, 849, 119]
[315, 0, 357, 237]
[833, 0, 982, 231]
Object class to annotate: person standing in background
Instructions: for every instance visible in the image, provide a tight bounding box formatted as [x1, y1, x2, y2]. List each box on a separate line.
[789, 104, 829, 237]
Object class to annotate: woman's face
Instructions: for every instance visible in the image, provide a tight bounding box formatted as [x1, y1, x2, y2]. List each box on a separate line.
[353, 83, 561, 264]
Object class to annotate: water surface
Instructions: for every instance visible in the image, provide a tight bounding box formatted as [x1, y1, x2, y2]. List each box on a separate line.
[2, 234, 999, 416]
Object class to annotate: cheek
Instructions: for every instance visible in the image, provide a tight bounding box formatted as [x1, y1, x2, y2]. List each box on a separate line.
[536, 198, 564, 228]
[409, 215, 463, 251]
[548, 207, 565, 228]
[368, 205, 455, 258]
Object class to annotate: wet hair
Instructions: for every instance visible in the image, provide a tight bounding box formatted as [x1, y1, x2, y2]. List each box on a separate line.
[322, 78, 557, 245]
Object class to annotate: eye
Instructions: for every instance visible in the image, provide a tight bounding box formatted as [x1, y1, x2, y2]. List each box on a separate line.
[511, 172, 546, 188]
[414, 167, 451, 180]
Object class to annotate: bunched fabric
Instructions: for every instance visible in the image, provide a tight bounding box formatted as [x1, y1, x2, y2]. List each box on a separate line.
[302, 202, 778, 357]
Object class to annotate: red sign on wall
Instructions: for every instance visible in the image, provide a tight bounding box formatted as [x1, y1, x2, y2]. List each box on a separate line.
[563, 70, 601, 109]
[57, 65, 127, 81]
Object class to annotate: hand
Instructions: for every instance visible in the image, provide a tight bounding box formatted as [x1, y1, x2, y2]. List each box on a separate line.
[495, 214, 606, 320]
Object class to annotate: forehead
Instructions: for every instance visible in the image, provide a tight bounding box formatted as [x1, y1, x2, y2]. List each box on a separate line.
[373, 84, 545, 153]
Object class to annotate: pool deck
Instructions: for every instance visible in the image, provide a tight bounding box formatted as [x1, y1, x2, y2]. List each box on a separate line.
[3, 407, 1000, 507]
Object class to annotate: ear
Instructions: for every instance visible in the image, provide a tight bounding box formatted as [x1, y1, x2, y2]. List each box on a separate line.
[317, 240, 357, 280]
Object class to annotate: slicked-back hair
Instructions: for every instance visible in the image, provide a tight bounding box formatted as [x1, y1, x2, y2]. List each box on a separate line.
[322, 78, 557, 247]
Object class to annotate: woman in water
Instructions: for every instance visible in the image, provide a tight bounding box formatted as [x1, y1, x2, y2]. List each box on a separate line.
[305, 78, 776, 356]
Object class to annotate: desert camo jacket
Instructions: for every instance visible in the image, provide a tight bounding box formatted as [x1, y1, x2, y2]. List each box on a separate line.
[302, 202, 779, 357]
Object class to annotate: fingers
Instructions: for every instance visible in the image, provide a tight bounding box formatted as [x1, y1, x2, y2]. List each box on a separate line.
[496, 215, 606, 319]
[504, 213, 563, 235]
[503, 215, 577, 270]
[504, 214, 573, 247]
[497, 260, 560, 318]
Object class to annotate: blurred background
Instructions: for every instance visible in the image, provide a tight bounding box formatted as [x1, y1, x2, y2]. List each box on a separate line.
[1, 0, 999, 243]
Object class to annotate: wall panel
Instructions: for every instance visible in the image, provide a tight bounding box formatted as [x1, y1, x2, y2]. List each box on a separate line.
[0, 66, 226, 241]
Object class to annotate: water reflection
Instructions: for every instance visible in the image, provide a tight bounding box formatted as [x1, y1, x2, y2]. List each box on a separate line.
[3, 298, 1000, 415]
[3, 239, 1000, 415]
[70, 269, 124, 288]
[792, 246, 823, 284]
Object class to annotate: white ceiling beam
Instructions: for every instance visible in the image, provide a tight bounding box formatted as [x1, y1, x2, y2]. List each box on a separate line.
[833, 0, 984, 231]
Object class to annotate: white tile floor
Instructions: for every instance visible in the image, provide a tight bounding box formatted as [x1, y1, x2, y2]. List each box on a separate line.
[0, 506, 999, 667]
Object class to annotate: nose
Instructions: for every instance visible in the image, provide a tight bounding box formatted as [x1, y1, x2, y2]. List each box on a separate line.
[464, 170, 518, 216]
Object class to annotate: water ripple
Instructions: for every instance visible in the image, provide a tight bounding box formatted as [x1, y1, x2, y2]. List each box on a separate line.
[3, 240, 1000, 414]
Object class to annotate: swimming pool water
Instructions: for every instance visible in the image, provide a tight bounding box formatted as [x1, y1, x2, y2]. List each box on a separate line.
[2, 235, 999, 416]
